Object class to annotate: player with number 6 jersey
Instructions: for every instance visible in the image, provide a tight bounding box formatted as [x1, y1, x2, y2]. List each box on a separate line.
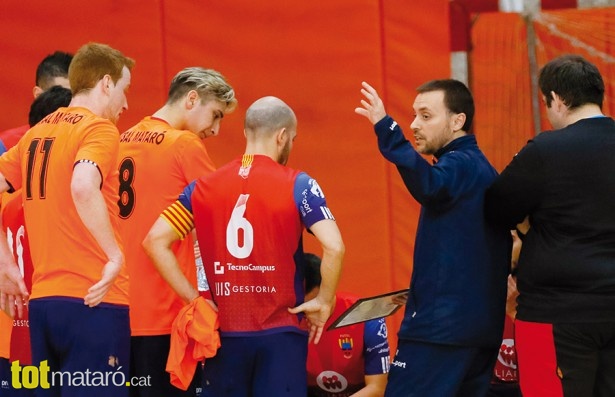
[169, 156, 331, 334]
[143, 96, 345, 397]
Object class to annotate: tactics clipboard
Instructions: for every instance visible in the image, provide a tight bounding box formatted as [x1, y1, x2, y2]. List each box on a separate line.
[327, 289, 409, 330]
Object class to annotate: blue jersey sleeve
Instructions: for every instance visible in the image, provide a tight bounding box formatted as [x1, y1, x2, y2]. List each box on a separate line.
[177, 179, 197, 214]
[364, 318, 390, 375]
[293, 172, 335, 229]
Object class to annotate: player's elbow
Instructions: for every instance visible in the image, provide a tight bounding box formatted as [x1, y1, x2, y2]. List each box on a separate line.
[142, 223, 172, 260]
[142, 231, 157, 259]
[70, 176, 98, 204]
[325, 238, 345, 263]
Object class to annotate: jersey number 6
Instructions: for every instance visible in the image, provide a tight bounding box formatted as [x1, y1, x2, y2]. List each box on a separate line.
[227, 194, 254, 259]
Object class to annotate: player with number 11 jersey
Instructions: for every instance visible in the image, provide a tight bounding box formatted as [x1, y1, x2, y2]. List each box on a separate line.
[0, 106, 128, 304]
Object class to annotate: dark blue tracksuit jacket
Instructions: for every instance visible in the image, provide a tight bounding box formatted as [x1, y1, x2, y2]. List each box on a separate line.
[375, 116, 510, 348]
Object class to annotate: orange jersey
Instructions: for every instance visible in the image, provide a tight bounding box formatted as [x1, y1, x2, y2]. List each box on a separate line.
[0, 107, 128, 305]
[0, 312, 10, 359]
[118, 116, 216, 335]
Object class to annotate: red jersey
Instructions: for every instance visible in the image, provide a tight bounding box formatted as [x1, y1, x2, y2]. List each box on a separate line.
[0, 124, 28, 152]
[162, 154, 336, 336]
[0, 107, 128, 304]
[2, 190, 32, 364]
[307, 293, 390, 397]
[118, 116, 216, 335]
[0, 123, 27, 361]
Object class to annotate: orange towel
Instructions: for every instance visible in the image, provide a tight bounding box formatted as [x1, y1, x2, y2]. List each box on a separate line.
[166, 296, 220, 390]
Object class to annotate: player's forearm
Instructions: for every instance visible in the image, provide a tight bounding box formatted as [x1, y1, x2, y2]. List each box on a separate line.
[71, 164, 123, 264]
[350, 374, 387, 397]
[156, 259, 199, 304]
[350, 384, 385, 397]
[317, 240, 344, 305]
[311, 220, 345, 305]
[0, 224, 29, 317]
[143, 240, 198, 304]
[72, 186, 123, 264]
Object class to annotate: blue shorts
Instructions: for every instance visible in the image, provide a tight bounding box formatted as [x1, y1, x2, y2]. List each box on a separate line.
[385, 339, 498, 397]
[28, 297, 130, 397]
[202, 332, 307, 397]
[1, 357, 10, 393]
[130, 335, 202, 397]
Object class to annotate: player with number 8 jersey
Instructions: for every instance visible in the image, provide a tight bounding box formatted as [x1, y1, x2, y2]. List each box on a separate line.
[118, 67, 237, 397]
[118, 117, 217, 335]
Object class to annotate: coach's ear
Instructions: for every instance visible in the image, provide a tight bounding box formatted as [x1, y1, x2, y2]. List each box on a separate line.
[450, 112, 466, 132]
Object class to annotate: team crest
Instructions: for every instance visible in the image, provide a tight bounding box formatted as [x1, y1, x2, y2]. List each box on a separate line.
[239, 154, 253, 179]
[338, 334, 353, 359]
[309, 179, 325, 198]
[377, 319, 388, 339]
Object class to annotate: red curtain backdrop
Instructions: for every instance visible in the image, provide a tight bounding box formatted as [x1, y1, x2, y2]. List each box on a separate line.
[0, 1, 451, 350]
[533, 7, 615, 131]
[470, 12, 535, 172]
[6, 0, 613, 359]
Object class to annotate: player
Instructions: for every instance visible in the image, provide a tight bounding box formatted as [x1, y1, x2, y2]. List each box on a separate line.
[119, 67, 236, 397]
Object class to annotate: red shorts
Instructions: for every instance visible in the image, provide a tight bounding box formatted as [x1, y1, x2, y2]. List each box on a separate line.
[515, 320, 563, 397]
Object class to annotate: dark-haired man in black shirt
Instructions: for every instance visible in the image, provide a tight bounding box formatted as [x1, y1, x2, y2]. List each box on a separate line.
[486, 54, 615, 397]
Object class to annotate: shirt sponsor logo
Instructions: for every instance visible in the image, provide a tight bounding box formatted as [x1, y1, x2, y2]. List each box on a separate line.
[12, 319, 29, 327]
[390, 359, 407, 369]
[494, 338, 518, 382]
[214, 282, 277, 297]
[316, 370, 348, 393]
[300, 189, 313, 216]
[366, 340, 388, 353]
[213, 261, 276, 275]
